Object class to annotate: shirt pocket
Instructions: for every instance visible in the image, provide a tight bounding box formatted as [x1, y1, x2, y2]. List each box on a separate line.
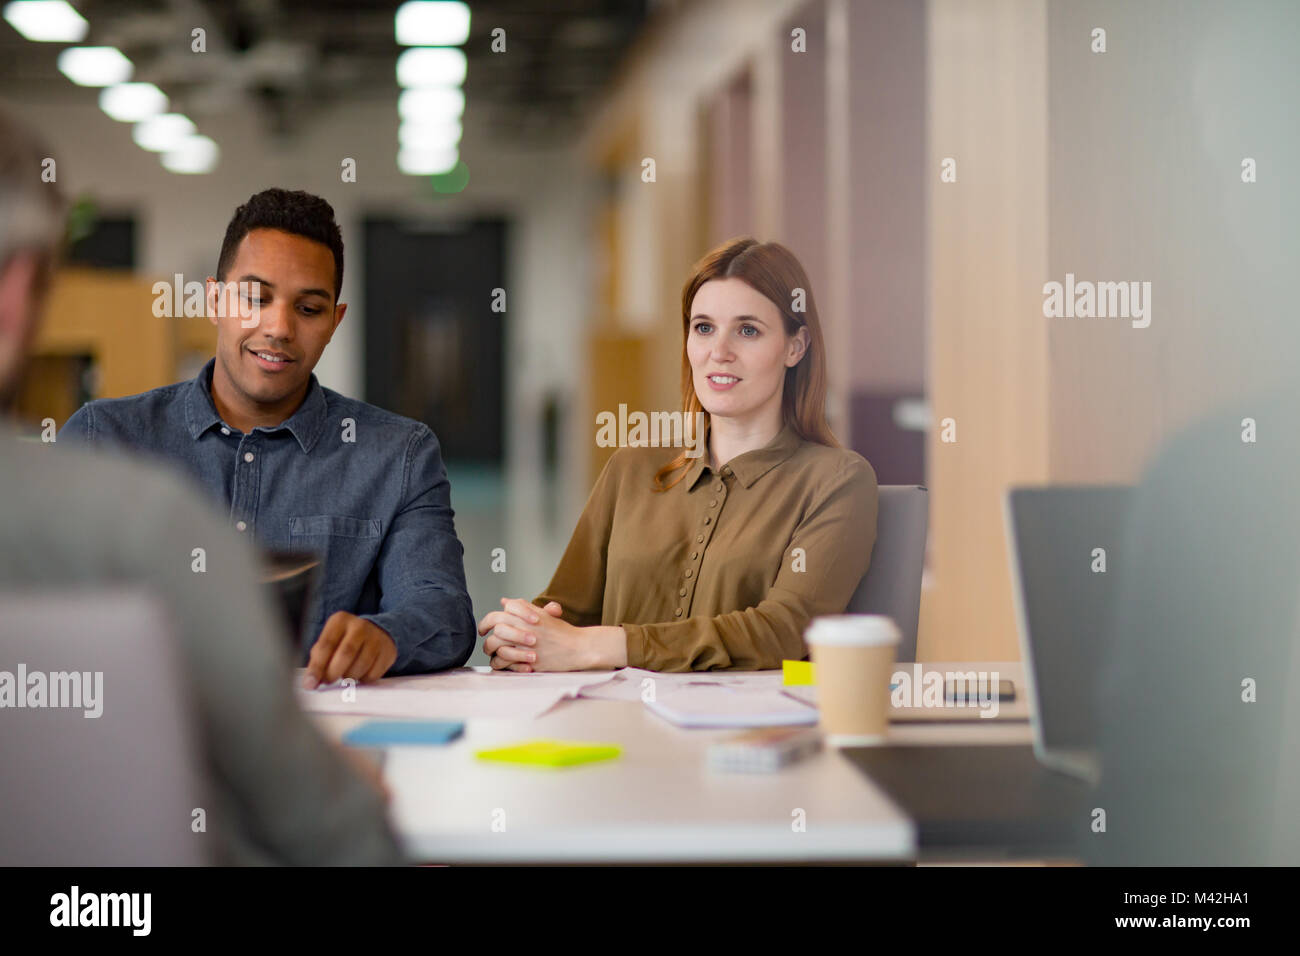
[288, 515, 385, 629]
[289, 515, 382, 539]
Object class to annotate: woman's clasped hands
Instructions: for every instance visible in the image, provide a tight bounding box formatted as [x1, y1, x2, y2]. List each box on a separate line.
[478, 597, 627, 672]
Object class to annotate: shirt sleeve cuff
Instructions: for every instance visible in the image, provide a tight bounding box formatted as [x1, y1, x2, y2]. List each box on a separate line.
[357, 612, 408, 670]
[621, 622, 650, 669]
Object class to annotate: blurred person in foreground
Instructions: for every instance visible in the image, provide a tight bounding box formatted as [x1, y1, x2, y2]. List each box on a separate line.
[1086, 389, 1300, 865]
[480, 238, 879, 672]
[0, 107, 401, 864]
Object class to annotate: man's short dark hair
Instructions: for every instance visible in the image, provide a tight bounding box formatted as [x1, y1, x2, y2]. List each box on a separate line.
[216, 188, 344, 299]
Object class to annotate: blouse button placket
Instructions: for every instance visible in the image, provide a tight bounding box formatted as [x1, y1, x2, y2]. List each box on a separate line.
[681, 470, 727, 616]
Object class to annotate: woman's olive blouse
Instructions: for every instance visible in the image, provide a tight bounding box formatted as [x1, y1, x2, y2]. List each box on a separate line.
[535, 424, 880, 671]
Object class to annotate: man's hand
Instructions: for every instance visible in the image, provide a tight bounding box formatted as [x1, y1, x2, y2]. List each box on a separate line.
[302, 611, 398, 689]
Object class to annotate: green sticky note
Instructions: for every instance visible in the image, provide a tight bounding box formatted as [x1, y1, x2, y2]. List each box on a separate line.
[476, 739, 622, 768]
[783, 660, 816, 685]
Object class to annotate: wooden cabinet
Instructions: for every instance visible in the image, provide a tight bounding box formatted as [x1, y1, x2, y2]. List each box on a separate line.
[15, 268, 217, 426]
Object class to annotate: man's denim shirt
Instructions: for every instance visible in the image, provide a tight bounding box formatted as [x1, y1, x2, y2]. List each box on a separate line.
[60, 359, 475, 674]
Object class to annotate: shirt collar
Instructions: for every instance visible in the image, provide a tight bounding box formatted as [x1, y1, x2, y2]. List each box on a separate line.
[185, 357, 327, 453]
[686, 422, 804, 490]
[683, 452, 711, 491]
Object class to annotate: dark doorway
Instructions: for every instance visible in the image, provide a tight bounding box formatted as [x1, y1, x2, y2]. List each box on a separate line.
[363, 218, 506, 464]
[67, 215, 136, 269]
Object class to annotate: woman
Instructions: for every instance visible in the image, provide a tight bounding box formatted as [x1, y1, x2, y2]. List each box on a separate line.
[479, 237, 878, 671]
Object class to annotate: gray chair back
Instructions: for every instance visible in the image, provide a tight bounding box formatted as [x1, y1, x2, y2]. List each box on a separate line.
[0, 589, 209, 864]
[845, 485, 929, 662]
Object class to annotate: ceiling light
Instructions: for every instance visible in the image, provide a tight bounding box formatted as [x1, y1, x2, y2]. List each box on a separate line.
[3, 0, 87, 42]
[398, 146, 459, 176]
[399, 119, 462, 151]
[161, 134, 218, 174]
[57, 46, 133, 86]
[395, 1, 470, 46]
[99, 82, 168, 122]
[396, 47, 466, 87]
[398, 86, 464, 123]
[133, 113, 196, 152]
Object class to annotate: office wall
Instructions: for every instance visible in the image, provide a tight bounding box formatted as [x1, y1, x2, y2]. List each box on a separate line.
[926, 0, 1051, 660]
[841, 0, 926, 395]
[832, 0, 927, 485]
[924, 0, 1300, 660]
[1045, 0, 1300, 479]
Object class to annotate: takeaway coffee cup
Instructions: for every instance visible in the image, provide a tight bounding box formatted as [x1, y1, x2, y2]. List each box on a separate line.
[806, 614, 901, 746]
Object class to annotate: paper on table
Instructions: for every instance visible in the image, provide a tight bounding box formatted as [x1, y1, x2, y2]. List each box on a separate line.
[645, 685, 819, 728]
[296, 666, 621, 720]
[578, 666, 787, 702]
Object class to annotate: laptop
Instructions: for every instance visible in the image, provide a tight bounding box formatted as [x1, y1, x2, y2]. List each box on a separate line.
[839, 485, 1131, 856]
[1004, 485, 1131, 782]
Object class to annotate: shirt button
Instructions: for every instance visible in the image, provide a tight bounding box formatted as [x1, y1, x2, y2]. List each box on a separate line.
[721, 466, 732, 476]
[235, 521, 247, 532]
[220, 427, 230, 436]
[709, 499, 717, 508]
[243, 452, 255, 463]
[696, 534, 704, 543]
[715, 483, 724, 493]
[685, 569, 693, 578]
[691, 552, 698, 560]
[674, 608, 683, 617]
[703, 516, 711, 525]
[679, 588, 687, 597]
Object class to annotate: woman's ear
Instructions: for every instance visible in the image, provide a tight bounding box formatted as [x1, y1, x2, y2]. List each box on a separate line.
[786, 326, 810, 367]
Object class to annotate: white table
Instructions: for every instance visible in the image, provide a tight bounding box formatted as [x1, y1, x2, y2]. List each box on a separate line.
[313, 661, 1031, 864]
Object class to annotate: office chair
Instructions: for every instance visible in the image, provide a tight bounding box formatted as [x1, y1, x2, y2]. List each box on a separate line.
[845, 485, 929, 662]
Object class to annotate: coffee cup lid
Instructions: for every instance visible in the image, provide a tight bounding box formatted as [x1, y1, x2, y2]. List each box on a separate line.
[805, 614, 900, 647]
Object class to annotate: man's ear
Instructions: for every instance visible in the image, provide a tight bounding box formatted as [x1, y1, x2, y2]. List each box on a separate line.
[205, 277, 221, 328]
[786, 326, 810, 367]
[331, 301, 347, 336]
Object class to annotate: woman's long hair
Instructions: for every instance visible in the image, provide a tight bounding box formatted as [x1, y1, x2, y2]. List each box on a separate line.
[653, 237, 838, 491]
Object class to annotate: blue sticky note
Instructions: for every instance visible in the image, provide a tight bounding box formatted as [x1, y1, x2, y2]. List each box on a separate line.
[343, 720, 464, 747]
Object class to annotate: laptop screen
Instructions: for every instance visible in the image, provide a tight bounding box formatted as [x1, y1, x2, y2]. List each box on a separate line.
[1006, 486, 1131, 754]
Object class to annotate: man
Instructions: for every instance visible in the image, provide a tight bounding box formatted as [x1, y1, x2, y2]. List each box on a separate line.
[0, 109, 400, 863]
[60, 188, 474, 685]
